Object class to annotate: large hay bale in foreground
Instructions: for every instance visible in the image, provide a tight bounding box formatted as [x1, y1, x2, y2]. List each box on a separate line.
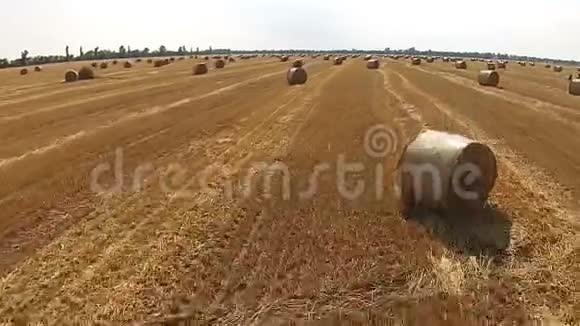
[214, 59, 226, 69]
[455, 61, 467, 69]
[124, 61, 133, 68]
[366, 59, 380, 69]
[20, 68, 28, 75]
[78, 66, 95, 80]
[64, 69, 79, 82]
[34, 66, 42, 72]
[193, 63, 208, 75]
[396, 130, 497, 211]
[553, 65, 563, 72]
[411, 57, 421, 65]
[100, 62, 108, 69]
[478, 70, 500, 87]
[287, 67, 307, 85]
[569, 79, 580, 96]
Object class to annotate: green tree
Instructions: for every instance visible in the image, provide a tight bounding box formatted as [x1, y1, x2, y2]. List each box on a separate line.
[21, 50, 29, 66]
[80, 46, 84, 57]
[65, 45, 70, 61]
[119, 45, 126, 57]
[159, 45, 167, 54]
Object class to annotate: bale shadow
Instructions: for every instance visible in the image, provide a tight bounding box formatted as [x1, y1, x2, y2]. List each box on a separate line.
[403, 203, 512, 258]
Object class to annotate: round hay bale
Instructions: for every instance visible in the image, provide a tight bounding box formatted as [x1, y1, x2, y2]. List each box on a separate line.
[545, 64, 551, 68]
[364, 54, 372, 61]
[333, 57, 343, 65]
[164, 58, 170, 65]
[193, 63, 209, 75]
[136, 58, 142, 63]
[78, 66, 95, 80]
[292, 59, 304, 68]
[366, 59, 380, 69]
[411, 58, 421, 65]
[20, 68, 28, 75]
[487, 62, 496, 70]
[323, 55, 330, 61]
[64, 69, 79, 82]
[228, 57, 236, 63]
[203, 56, 209, 60]
[34, 66, 42, 72]
[496, 61, 506, 69]
[154, 60, 164, 67]
[553, 65, 563, 72]
[455, 61, 467, 69]
[179, 57, 185, 61]
[396, 130, 497, 211]
[147, 59, 153, 64]
[212, 56, 222, 60]
[124, 61, 133, 68]
[112, 60, 118, 65]
[529, 62, 535, 66]
[478, 70, 500, 87]
[100, 62, 108, 69]
[91, 62, 98, 68]
[214, 59, 226, 69]
[426, 57, 434, 63]
[170, 57, 176, 62]
[280, 56, 289, 62]
[287, 67, 307, 85]
[569, 79, 580, 96]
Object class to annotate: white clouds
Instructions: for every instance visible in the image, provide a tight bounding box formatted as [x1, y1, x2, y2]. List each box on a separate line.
[0, 0, 578, 60]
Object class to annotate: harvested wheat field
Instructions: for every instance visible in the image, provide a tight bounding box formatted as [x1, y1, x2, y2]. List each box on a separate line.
[0, 54, 579, 325]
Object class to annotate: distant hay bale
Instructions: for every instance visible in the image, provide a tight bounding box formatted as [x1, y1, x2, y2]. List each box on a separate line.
[553, 65, 563, 72]
[396, 130, 497, 211]
[212, 56, 222, 60]
[333, 57, 343, 65]
[124, 61, 133, 68]
[411, 57, 421, 65]
[323, 55, 330, 61]
[486, 62, 496, 70]
[20, 68, 28, 75]
[100, 62, 108, 69]
[91, 62, 98, 68]
[193, 63, 208, 75]
[545, 64, 551, 68]
[280, 56, 289, 62]
[179, 57, 185, 60]
[228, 57, 235, 63]
[203, 56, 209, 60]
[529, 62, 535, 66]
[455, 61, 467, 69]
[570, 79, 580, 95]
[364, 54, 372, 61]
[287, 67, 307, 85]
[478, 70, 500, 87]
[518, 61, 527, 67]
[497, 61, 506, 69]
[78, 66, 95, 80]
[164, 58, 170, 65]
[34, 66, 42, 72]
[170, 57, 176, 62]
[292, 59, 304, 68]
[426, 57, 434, 63]
[64, 69, 79, 82]
[147, 59, 153, 64]
[366, 59, 380, 69]
[214, 59, 226, 69]
[112, 60, 118, 65]
[136, 58, 142, 63]
[154, 60, 164, 67]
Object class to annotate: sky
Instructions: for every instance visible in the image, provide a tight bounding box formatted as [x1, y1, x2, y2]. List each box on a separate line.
[1, 0, 579, 61]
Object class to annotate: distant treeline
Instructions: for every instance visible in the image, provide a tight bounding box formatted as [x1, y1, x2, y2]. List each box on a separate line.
[1, 45, 578, 69]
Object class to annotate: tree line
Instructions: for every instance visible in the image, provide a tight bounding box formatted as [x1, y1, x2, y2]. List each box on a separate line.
[1, 45, 577, 69]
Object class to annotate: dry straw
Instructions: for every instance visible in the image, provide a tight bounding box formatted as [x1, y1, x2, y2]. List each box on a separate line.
[478, 70, 500, 87]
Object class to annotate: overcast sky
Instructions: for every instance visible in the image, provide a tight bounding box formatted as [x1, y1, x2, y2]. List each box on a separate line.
[1, 0, 579, 61]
